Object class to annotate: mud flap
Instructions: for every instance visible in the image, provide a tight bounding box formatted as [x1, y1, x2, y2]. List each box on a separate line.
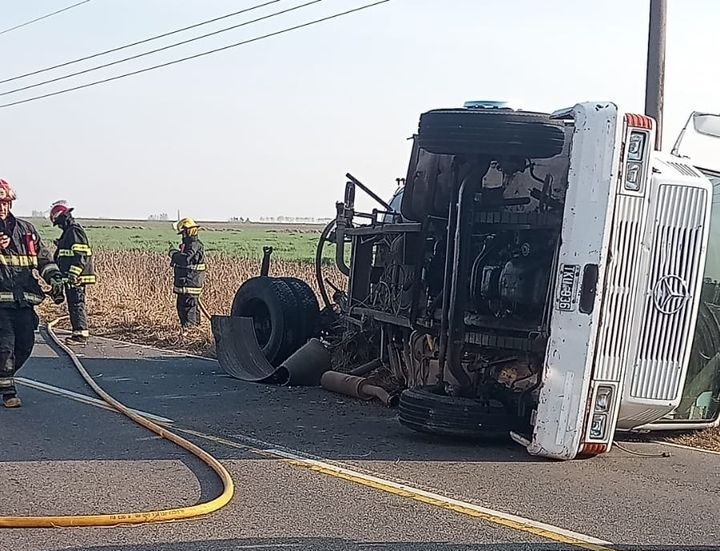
[211, 315, 289, 384]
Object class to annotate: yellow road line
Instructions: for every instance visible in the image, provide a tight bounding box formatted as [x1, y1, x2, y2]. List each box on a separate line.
[178, 429, 615, 550]
[23, 375, 615, 548]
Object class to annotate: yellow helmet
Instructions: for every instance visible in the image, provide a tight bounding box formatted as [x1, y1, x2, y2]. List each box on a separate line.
[174, 217, 199, 234]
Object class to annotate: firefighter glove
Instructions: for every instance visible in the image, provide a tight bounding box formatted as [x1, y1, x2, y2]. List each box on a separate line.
[49, 273, 65, 304]
[67, 272, 80, 287]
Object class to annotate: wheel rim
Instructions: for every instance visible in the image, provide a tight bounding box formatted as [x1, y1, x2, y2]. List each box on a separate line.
[243, 299, 273, 348]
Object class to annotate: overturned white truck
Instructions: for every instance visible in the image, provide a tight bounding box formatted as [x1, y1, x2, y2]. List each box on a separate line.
[213, 101, 720, 460]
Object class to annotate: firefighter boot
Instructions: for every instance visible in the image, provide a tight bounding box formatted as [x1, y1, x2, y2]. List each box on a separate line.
[2, 392, 22, 408]
[65, 333, 89, 346]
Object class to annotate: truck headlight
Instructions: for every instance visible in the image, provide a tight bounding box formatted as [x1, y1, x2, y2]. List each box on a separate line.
[624, 162, 642, 191]
[589, 414, 608, 440]
[627, 132, 646, 161]
[595, 386, 613, 413]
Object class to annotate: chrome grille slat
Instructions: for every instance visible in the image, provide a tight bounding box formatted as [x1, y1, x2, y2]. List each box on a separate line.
[592, 195, 645, 381]
[630, 184, 708, 401]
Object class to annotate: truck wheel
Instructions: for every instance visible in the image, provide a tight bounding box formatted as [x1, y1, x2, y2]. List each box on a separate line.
[230, 277, 301, 365]
[398, 385, 517, 440]
[417, 109, 566, 159]
[279, 277, 321, 344]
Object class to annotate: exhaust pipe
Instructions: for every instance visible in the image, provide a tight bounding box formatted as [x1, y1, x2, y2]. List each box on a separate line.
[320, 371, 399, 407]
[362, 384, 400, 408]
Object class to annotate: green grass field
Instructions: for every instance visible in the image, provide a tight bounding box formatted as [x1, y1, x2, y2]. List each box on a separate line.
[29, 218, 327, 261]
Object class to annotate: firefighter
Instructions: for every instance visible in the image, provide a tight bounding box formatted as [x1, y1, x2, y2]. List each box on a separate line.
[50, 201, 96, 345]
[0, 179, 65, 408]
[169, 218, 205, 334]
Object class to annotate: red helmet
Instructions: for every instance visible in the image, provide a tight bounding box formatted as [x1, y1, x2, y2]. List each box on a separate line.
[49, 201, 73, 224]
[0, 179, 16, 203]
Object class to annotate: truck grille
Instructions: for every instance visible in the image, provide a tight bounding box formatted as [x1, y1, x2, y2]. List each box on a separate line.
[630, 184, 709, 401]
[592, 196, 646, 381]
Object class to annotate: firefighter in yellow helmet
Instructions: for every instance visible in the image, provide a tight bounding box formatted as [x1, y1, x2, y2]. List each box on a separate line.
[169, 218, 205, 334]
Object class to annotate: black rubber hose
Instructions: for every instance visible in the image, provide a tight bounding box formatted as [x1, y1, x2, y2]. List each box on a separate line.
[316, 219, 337, 310]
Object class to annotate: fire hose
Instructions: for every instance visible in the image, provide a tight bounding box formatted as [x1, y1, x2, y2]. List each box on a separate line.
[198, 299, 213, 323]
[0, 317, 235, 528]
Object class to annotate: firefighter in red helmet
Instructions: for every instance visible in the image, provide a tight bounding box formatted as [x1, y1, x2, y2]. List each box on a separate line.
[0, 179, 65, 408]
[50, 201, 96, 345]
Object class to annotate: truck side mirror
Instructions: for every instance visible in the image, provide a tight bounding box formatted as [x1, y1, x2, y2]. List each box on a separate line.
[693, 113, 720, 139]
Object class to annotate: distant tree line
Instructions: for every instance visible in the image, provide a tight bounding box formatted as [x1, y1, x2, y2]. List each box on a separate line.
[257, 216, 331, 224]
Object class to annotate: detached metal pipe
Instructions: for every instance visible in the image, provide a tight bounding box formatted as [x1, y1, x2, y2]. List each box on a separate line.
[320, 371, 398, 407]
[320, 371, 373, 401]
[362, 384, 400, 408]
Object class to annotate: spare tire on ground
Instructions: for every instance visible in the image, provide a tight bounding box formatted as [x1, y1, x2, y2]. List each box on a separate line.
[279, 277, 320, 343]
[230, 277, 302, 366]
[398, 385, 519, 440]
[417, 109, 566, 159]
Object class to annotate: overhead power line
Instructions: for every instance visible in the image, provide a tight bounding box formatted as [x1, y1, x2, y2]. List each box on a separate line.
[0, 0, 281, 85]
[0, 0, 323, 97]
[0, 0, 390, 109]
[0, 0, 93, 37]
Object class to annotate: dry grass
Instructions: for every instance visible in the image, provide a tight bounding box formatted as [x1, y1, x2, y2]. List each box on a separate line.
[667, 427, 720, 452]
[38, 250, 341, 357]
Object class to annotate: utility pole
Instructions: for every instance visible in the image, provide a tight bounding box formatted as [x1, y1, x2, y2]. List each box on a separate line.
[645, 0, 667, 150]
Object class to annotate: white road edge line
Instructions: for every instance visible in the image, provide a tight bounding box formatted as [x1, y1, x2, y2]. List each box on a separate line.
[24, 377, 613, 549]
[15, 377, 175, 425]
[89, 333, 216, 362]
[652, 440, 720, 456]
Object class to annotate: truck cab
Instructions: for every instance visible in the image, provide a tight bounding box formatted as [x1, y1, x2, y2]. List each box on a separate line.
[337, 102, 713, 460]
[217, 102, 718, 461]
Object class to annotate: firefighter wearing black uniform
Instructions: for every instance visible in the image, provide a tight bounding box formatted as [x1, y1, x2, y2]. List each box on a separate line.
[0, 179, 65, 408]
[50, 202, 96, 345]
[169, 218, 205, 334]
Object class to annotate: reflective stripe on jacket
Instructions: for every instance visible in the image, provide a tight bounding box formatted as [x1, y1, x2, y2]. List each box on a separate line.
[53, 220, 96, 285]
[170, 236, 205, 293]
[173, 286, 203, 296]
[0, 215, 61, 308]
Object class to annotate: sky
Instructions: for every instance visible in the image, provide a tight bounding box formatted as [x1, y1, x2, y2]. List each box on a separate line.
[1, 0, 719, 221]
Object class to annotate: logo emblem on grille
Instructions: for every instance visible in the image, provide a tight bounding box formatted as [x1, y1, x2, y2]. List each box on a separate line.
[652, 275, 690, 315]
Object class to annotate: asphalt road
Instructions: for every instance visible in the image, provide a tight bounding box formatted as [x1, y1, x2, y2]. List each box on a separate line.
[1, 332, 719, 551]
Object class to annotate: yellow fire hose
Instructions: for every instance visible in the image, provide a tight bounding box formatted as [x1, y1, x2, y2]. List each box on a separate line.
[0, 318, 235, 528]
[198, 299, 213, 323]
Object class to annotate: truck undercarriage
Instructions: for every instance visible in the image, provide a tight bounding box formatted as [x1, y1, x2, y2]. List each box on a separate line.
[211, 103, 719, 459]
[215, 106, 573, 439]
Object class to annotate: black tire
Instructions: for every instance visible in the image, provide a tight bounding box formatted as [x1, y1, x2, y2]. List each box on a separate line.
[280, 277, 321, 344]
[230, 277, 301, 366]
[399, 385, 518, 440]
[417, 109, 565, 159]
